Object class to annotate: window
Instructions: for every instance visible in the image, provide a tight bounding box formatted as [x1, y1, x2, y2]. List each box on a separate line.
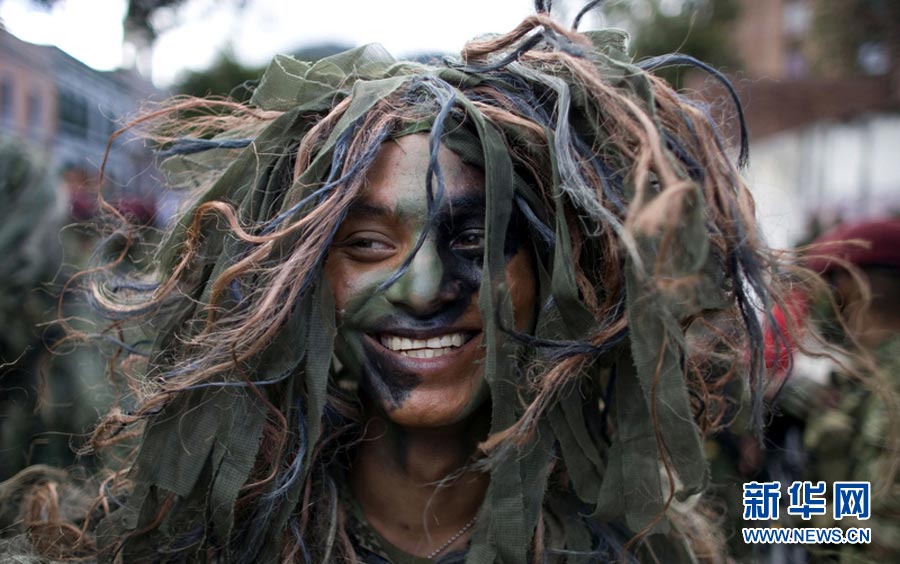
[0, 75, 13, 126]
[26, 90, 43, 137]
[58, 89, 89, 137]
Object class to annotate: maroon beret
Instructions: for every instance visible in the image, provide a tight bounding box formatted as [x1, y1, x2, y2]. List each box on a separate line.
[805, 218, 900, 273]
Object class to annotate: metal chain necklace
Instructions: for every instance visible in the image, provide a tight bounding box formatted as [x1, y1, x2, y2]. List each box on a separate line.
[427, 517, 477, 560]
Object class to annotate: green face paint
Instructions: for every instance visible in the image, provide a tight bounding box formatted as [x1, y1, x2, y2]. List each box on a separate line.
[324, 134, 536, 428]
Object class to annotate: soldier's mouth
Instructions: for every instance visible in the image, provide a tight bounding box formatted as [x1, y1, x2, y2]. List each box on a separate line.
[375, 332, 477, 359]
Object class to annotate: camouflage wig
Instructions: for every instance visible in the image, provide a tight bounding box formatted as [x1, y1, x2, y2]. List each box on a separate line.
[68, 11, 780, 564]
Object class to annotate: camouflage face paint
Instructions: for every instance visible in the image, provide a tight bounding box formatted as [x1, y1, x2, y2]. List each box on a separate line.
[324, 134, 536, 428]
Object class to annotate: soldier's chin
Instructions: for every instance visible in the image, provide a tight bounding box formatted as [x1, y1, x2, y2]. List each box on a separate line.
[379, 379, 490, 429]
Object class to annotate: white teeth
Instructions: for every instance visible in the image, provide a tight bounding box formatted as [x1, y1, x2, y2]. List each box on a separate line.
[400, 347, 455, 358]
[379, 333, 468, 356]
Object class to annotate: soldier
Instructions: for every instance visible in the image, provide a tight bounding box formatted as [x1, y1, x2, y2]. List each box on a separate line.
[2, 7, 797, 563]
[798, 219, 900, 561]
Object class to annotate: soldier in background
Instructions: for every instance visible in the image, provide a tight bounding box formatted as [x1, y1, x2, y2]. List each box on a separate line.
[0, 138, 107, 481]
[777, 218, 900, 561]
[0, 137, 66, 478]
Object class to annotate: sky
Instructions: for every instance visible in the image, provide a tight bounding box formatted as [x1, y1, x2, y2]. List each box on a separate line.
[1, 0, 127, 70]
[0, 0, 597, 88]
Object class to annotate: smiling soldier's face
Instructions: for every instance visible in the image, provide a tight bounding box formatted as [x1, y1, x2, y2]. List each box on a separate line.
[324, 134, 536, 427]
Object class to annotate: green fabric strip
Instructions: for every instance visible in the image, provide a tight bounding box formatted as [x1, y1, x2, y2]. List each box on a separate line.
[304, 278, 336, 458]
[475, 113, 526, 564]
[133, 388, 262, 498]
[623, 184, 717, 506]
[251, 46, 398, 112]
[549, 386, 604, 504]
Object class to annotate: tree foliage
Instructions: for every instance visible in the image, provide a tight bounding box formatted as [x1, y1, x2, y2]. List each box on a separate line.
[606, 0, 742, 88]
[124, 0, 190, 38]
[175, 50, 260, 100]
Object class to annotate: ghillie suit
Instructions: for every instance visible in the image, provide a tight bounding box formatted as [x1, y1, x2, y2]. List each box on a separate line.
[4, 6, 788, 564]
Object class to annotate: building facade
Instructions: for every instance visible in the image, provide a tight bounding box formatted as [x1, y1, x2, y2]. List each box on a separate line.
[0, 29, 159, 220]
[714, 0, 900, 246]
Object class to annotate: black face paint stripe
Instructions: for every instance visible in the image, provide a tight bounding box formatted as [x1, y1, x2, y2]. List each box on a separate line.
[360, 340, 422, 408]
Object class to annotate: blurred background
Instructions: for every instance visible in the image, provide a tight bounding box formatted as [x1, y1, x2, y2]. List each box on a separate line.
[0, 0, 898, 476]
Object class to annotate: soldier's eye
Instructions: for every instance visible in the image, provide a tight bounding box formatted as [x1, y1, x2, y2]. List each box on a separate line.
[451, 229, 485, 254]
[337, 232, 396, 262]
